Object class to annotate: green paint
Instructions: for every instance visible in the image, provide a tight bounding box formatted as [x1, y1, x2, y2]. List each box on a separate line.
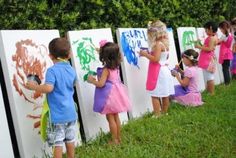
[182, 30, 198, 51]
[83, 71, 97, 81]
[73, 37, 97, 81]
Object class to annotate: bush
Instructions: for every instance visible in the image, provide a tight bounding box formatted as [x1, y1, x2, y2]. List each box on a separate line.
[0, 0, 235, 36]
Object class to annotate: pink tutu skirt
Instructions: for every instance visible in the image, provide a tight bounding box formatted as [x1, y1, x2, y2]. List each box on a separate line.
[174, 92, 203, 107]
[101, 83, 131, 114]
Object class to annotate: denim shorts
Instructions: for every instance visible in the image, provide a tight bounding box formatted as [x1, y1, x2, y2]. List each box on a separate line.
[47, 120, 76, 147]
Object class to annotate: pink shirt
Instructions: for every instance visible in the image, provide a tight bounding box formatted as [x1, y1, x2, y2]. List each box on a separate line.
[184, 66, 198, 93]
[219, 33, 233, 64]
[198, 36, 215, 69]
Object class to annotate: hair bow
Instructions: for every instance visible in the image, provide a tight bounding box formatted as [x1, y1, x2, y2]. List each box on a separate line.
[99, 40, 108, 48]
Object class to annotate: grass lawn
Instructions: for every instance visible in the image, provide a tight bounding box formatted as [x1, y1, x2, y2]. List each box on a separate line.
[74, 80, 236, 158]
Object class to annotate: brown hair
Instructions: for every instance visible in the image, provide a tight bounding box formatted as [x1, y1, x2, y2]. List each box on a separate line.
[183, 49, 199, 65]
[99, 42, 121, 69]
[48, 37, 71, 59]
[219, 20, 231, 36]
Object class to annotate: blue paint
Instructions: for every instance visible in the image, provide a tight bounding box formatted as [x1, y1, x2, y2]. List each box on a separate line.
[129, 30, 147, 41]
[120, 29, 148, 68]
[121, 32, 139, 68]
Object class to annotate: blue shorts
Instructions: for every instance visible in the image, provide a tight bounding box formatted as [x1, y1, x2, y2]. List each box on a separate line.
[47, 120, 76, 147]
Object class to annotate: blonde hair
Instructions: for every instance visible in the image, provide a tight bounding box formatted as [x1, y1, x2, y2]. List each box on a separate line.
[147, 20, 169, 49]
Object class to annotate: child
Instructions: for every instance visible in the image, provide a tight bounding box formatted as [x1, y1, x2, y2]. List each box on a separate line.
[139, 20, 174, 117]
[87, 42, 131, 145]
[25, 38, 78, 158]
[171, 49, 203, 107]
[195, 21, 218, 95]
[218, 20, 233, 85]
[231, 32, 236, 79]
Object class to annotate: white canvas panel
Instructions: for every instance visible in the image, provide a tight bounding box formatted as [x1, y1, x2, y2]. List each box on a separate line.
[167, 28, 180, 85]
[116, 28, 178, 118]
[0, 30, 81, 158]
[67, 28, 129, 141]
[0, 85, 14, 158]
[215, 29, 225, 83]
[177, 27, 205, 91]
[116, 28, 152, 118]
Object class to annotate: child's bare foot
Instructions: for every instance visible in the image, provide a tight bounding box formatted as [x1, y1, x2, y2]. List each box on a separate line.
[108, 139, 120, 145]
[151, 113, 161, 118]
[118, 138, 121, 144]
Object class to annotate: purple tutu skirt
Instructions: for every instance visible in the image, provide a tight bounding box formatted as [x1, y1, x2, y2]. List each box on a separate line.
[172, 85, 190, 97]
[93, 68, 112, 113]
[172, 85, 203, 106]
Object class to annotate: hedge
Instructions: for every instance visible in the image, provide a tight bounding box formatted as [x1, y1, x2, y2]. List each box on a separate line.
[0, 0, 235, 37]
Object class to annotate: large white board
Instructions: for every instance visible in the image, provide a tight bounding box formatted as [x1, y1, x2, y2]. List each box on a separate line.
[0, 30, 59, 158]
[167, 28, 180, 85]
[177, 27, 205, 91]
[0, 85, 14, 158]
[196, 28, 221, 85]
[116, 28, 178, 118]
[215, 29, 225, 83]
[68, 28, 129, 141]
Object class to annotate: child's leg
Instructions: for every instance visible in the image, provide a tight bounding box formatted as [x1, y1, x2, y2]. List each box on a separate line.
[207, 80, 214, 95]
[222, 60, 231, 85]
[65, 142, 75, 158]
[114, 113, 121, 143]
[53, 146, 63, 158]
[232, 74, 236, 80]
[162, 97, 170, 113]
[64, 121, 76, 158]
[203, 70, 215, 95]
[151, 96, 161, 116]
[106, 114, 119, 144]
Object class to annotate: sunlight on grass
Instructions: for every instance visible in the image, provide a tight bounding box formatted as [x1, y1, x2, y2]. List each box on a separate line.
[74, 81, 236, 158]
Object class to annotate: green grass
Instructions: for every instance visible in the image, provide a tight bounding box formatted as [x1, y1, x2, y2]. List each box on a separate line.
[74, 80, 236, 158]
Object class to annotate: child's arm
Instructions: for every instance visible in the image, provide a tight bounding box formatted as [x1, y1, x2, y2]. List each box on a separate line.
[233, 43, 236, 53]
[216, 34, 228, 45]
[139, 43, 161, 62]
[175, 64, 184, 75]
[172, 71, 190, 87]
[87, 68, 109, 87]
[195, 36, 216, 52]
[176, 75, 190, 87]
[25, 81, 53, 93]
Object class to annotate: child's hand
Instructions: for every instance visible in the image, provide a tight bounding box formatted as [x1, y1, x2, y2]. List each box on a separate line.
[175, 65, 180, 71]
[139, 50, 148, 57]
[87, 75, 96, 83]
[194, 44, 201, 49]
[25, 81, 37, 90]
[171, 69, 178, 77]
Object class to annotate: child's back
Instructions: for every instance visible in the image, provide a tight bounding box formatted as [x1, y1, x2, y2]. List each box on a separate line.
[172, 49, 203, 107]
[46, 61, 77, 123]
[26, 37, 78, 158]
[87, 42, 131, 145]
[173, 66, 203, 106]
